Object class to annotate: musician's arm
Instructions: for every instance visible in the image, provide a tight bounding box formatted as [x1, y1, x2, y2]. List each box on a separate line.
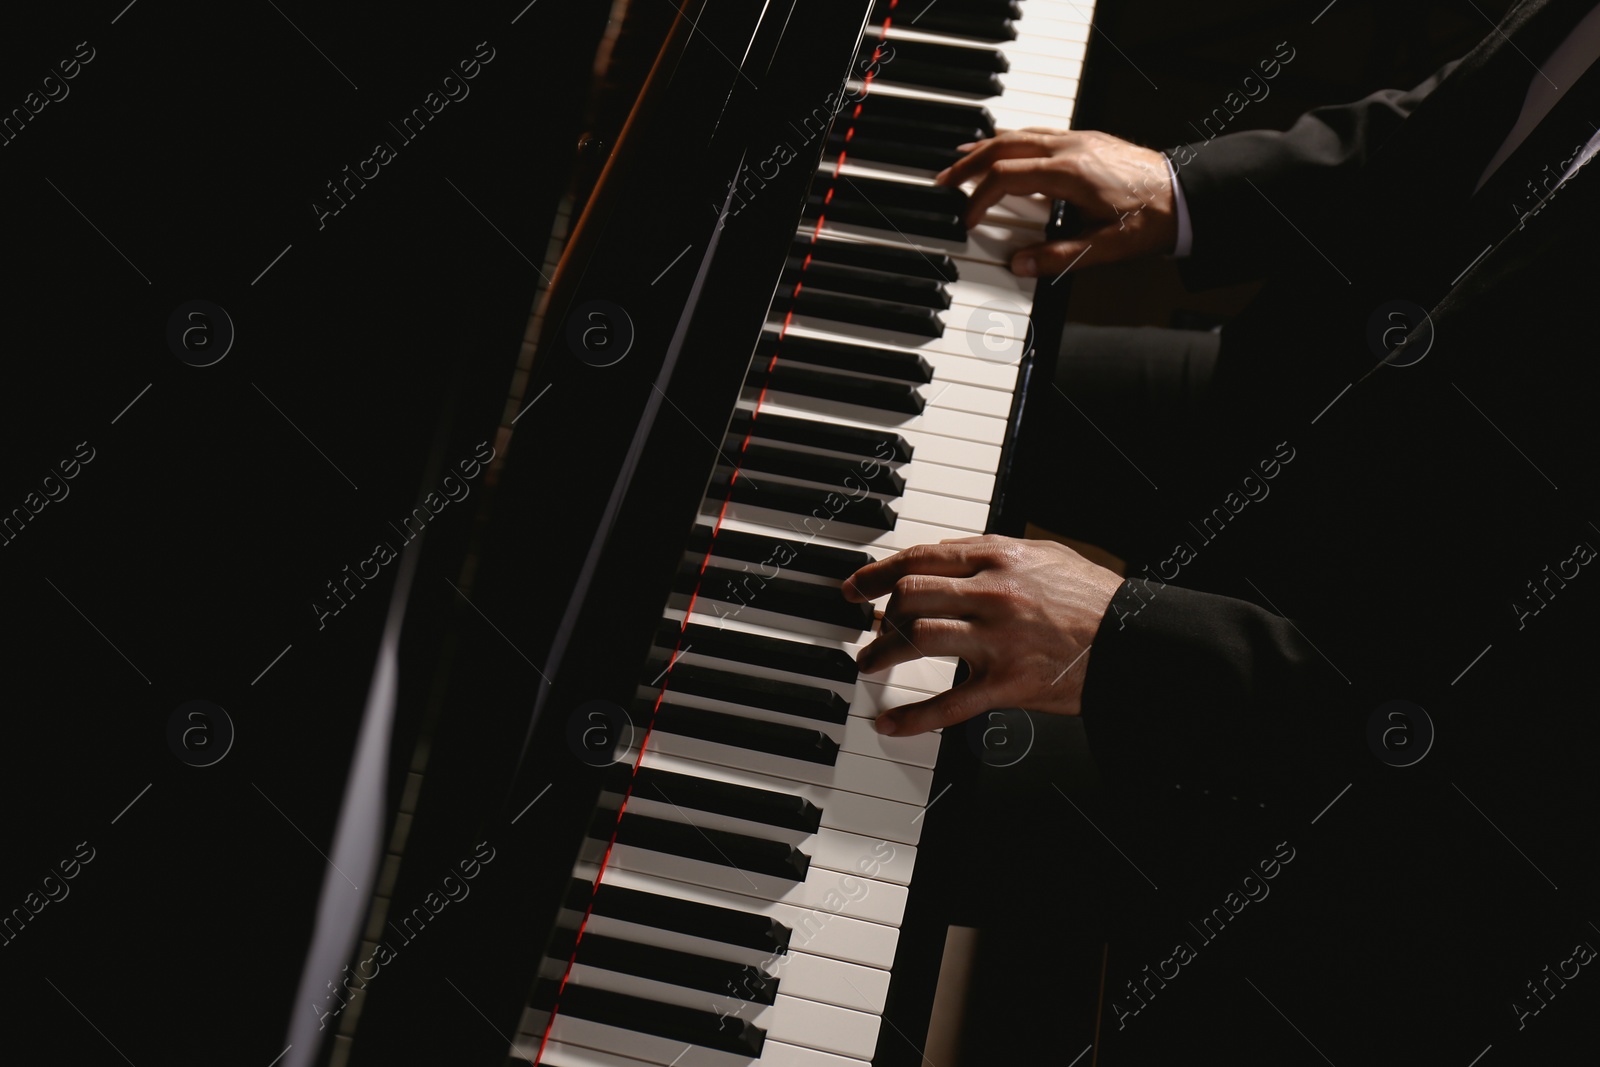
[841, 537, 1335, 765]
[1076, 580, 1325, 772]
[1166, 58, 1461, 289]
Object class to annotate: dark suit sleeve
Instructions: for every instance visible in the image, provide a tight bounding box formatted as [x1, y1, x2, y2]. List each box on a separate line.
[1166, 59, 1460, 289]
[1078, 579, 1335, 776]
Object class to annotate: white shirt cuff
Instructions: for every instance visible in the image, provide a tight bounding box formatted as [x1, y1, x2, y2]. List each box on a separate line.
[1165, 153, 1193, 258]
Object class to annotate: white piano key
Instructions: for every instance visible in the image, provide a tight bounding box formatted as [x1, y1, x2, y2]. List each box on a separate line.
[1002, 9, 1095, 40]
[539, 1019, 869, 1067]
[665, 602, 960, 695]
[709, 494, 979, 549]
[644, 727, 934, 806]
[560, 964, 885, 1064]
[780, 319, 1029, 384]
[886, 484, 994, 529]
[1003, 41, 1089, 73]
[824, 160, 1056, 237]
[867, 24, 1087, 67]
[635, 749, 929, 845]
[869, 344, 1024, 391]
[532, 1037, 665, 1067]
[854, 79, 1073, 133]
[808, 213, 1041, 267]
[578, 862, 904, 967]
[537, 1017, 870, 1067]
[997, 71, 1080, 101]
[714, 501, 983, 553]
[558, 921, 894, 1016]
[585, 837, 911, 927]
[771, 950, 890, 1013]
[744, 387, 1008, 446]
[609, 793, 921, 887]
[947, 275, 1049, 313]
[895, 453, 998, 501]
[991, 98, 1076, 132]
[827, 157, 944, 186]
[747, 376, 1013, 420]
[637, 682, 942, 768]
[736, 400, 1004, 471]
[868, 12, 1091, 47]
[713, 446, 996, 505]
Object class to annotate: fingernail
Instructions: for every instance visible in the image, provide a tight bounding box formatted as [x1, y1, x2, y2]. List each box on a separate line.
[1014, 256, 1036, 277]
[933, 168, 950, 184]
[874, 715, 897, 735]
[956, 142, 976, 151]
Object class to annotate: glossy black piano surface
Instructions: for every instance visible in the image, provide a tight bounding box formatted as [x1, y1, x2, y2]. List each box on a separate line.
[2, 1, 1102, 1064]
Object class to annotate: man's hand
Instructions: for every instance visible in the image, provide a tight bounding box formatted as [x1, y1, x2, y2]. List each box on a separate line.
[841, 535, 1124, 736]
[934, 129, 1177, 277]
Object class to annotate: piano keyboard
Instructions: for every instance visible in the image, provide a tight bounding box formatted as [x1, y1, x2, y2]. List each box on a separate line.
[516, 0, 1094, 1062]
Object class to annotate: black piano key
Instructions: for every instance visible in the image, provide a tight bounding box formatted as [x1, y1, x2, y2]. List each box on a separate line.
[647, 700, 841, 765]
[877, 61, 1005, 97]
[627, 764, 824, 834]
[710, 476, 900, 536]
[880, 8, 1015, 40]
[680, 523, 873, 581]
[759, 330, 934, 384]
[873, 0, 1021, 20]
[729, 409, 912, 461]
[553, 931, 779, 1004]
[750, 362, 927, 415]
[849, 114, 989, 148]
[866, 36, 1008, 72]
[804, 195, 967, 242]
[736, 443, 906, 496]
[781, 260, 950, 310]
[572, 880, 793, 954]
[677, 561, 880, 627]
[655, 619, 860, 684]
[831, 133, 963, 172]
[770, 287, 945, 337]
[539, 982, 766, 1057]
[835, 173, 970, 217]
[648, 661, 851, 724]
[854, 92, 995, 138]
[614, 812, 812, 881]
[793, 234, 957, 282]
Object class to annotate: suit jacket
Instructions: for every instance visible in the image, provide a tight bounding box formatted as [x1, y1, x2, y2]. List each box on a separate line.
[1077, 1, 1600, 1059]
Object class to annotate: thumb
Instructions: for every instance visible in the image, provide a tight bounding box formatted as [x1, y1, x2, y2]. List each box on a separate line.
[874, 679, 992, 737]
[1010, 226, 1125, 278]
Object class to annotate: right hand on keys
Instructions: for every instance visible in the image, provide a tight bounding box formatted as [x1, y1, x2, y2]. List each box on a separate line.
[934, 128, 1178, 278]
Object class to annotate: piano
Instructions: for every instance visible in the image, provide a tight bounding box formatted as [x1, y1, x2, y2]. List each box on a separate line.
[299, 0, 1111, 1063]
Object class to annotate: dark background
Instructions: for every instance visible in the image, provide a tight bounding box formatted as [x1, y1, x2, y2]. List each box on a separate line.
[0, 1, 1554, 1066]
[0, 1, 599, 1062]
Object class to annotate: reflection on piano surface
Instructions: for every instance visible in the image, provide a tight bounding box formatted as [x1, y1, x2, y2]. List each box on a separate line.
[308, 1, 1107, 1065]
